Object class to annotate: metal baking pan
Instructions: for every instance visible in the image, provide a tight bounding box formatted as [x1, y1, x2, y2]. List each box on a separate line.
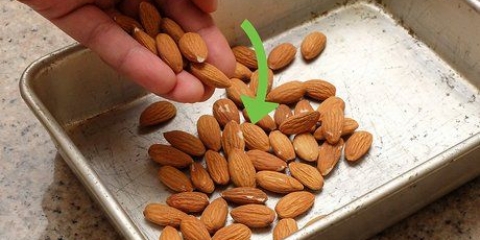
[20, 0, 480, 239]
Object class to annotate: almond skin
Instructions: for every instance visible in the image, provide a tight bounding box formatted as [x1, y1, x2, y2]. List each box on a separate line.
[160, 226, 181, 240]
[242, 109, 277, 132]
[221, 187, 268, 205]
[205, 150, 230, 185]
[301, 31, 327, 60]
[314, 117, 358, 140]
[279, 111, 320, 135]
[249, 68, 274, 94]
[180, 215, 211, 240]
[213, 98, 240, 127]
[266, 81, 306, 104]
[148, 144, 193, 168]
[158, 166, 194, 192]
[269, 130, 295, 162]
[232, 46, 258, 69]
[246, 150, 287, 172]
[240, 122, 270, 151]
[345, 131, 373, 161]
[197, 115, 222, 151]
[273, 218, 298, 240]
[321, 106, 344, 144]
[294, 99, 314, 115]
[292, 133, 319, 162]
[232, 62, 252, 82]
[179, 32, 209, 63]
[222, 121, 245, 156]
[133, 27, 157, 54]
[228, 149, 256, 187]
[190, 162, 215, 194]
[289, 162, 324, 191]
[268, 43, 297, 70]
[138, 1, 161, 37]
[304, 79, 336, 101]
[156, 33, 183, 73]
[256, 171, 304, 194]
[113, 14, 143, 34]
[143, 203, 188, 227]
[317, 139, 344, 176]
[190, 62, 232, 88]
[275, 191, 315, 218]
[166, 192, 209, 213]
[274, 104, 293, 126]
[230, 204, 276, 228]
[201, 197, 228, 234]
[164, 130, 206, 157]
[226, 78, 255, 107]
[317, 96, 345, 121]
[212, 223, 252, 240]
[139, 101, 176, 127]
[160, 18, 185, 43]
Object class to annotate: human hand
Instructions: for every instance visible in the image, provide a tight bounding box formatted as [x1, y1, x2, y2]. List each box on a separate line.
[18, 0, 236, 103]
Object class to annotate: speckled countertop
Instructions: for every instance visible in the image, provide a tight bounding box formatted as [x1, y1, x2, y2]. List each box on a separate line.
[1, 1, 479, 240]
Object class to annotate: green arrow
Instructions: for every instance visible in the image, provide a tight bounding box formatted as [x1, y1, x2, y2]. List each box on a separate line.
[240, 20, 278, 124]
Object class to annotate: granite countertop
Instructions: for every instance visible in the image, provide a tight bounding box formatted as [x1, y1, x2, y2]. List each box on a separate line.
[1, 1, 479, 239]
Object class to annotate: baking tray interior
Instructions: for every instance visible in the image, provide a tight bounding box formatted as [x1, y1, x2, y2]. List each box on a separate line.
[21, 0, 480, 239]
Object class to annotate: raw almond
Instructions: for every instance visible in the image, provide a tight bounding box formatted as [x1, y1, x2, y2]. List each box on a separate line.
[242, 109, 277, 132]
[314, 117, 358, 140]
[269, 130, 295, 162]
[301, 31, 327, 60]
[232, 46, 257, 69]
[143, 203, 188, 227]
[139, 101, 176, 127]
[190, 162, 215, 194]
[226, 78, 255, 107]
[230, 204, 275, 228]
[197, 115, 222, 151]
[240, 122, 270, 151]
[180, 215, 211, 240]
[288, 162, 324, 191]
[179, 32, 209, 63]
[138, 1, 161, 37]
[164, 130, 206, 157]
[133, 27, 157, 54]
[279, 111, 320, 135]
[156, 33, 183, 73]
[221, 187, 268, 205]
[268, 43, 297, 70]
[273, 218, 298, 240]
[190, 62, 231, 88]
[294, 99, 314, 115]
[212, 223, 252, 240]
[344, 131, 373, 161]
[317, 96, 345, 121]
[321, 106, 344, 144]
[266, 81, 306, 104]
[166, 192, 209, 213]
[158, 166, 193, 192]
[304, 79, 336, 101]
[213, 98, 240, 127]
[275, 191, 315, 218]
[256, 171, 304, 194]
[160, 225, 181, 240]
[274, 104, 293, 126]
[113, 14, 143, 34]
[201, 197, 228, 234]
[148, 144, 193, 168]
[249, 68, 274, 94]
[232, 62, 252, 82]
[160, 18, 185, 43]
[228, 149, 256, 187]
[246, 150, 287, 172]
[205, 150, 230, 185]
[292, 133, 319, 162]
[221, 121, 245, 156]
[317, 139, 344, 176]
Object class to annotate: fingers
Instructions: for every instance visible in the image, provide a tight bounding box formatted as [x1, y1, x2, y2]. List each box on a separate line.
[190, 0, 218, 13]
[164, 72, 215, 102]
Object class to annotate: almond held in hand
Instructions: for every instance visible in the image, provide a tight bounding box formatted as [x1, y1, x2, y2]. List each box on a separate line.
[179, 32, 209, 63]
[156, 33, 183, 73]
[190, 62, 232, 88]
[138, 1, 161, 37]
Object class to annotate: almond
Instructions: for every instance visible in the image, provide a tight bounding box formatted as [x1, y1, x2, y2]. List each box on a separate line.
[160, 226, 181, 240]
[212, 223, 251, 240]
[138, 1, 161, 37]
[246, 150, 287, 172]
[275, 191, 315, 218]
[321, 106, 344, 144]
[158, 166, 193, 192]
[213, 98, 240, 127]
[266, 81, 306, 104]
[205, 150, 230, 185]
[256, 171, 304, 194]
[292, 133, 318, 162]
[226, 78, 255, 107]
[113, 14, 143, 34]
[190, 63, 231, 88]
[164, 130, 206, 157]
[269, 130, 295, 161]
[317, 139, 344, 176]
[197, 115, 222, 151]
[232, 62, 252, 82]
[180, 215, 211, 240]
[156, 33, 183, 73]
[230, 204, 275, 228]
[268, 43, 297, 70]
[304, 79, 336, 101]
[190, 162, 215, 194]
[249, 68, 274, 94]
[160, 18, 185, 43]
[314, 117, 358, 140]
[344, 131, 373, 161]
[143, 203, 188, 227]
[242, 109, 277, 132]
[301, 31, 327, 60]
[274, 104, 293, 126]
[221, 187, 268, 205]
[294, 99, 314, 115]
[179, 32, 209, 63]
[273, 218, 298, 240]
[279, 111, 320, 135]
[133, 27, 157, 54]
[228, 149, 256, 187]
[166, 192, 209, 213]
[317, 96, 345, 121]
[232, 46, 257, 69]
[148, 144, 193, 168]
[288, 162, 324, 191]
[222, 121, 245, 156]
[240, 122, 270, 151]
[201, 197, 228, 234]
[139, 101, 176, 127]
